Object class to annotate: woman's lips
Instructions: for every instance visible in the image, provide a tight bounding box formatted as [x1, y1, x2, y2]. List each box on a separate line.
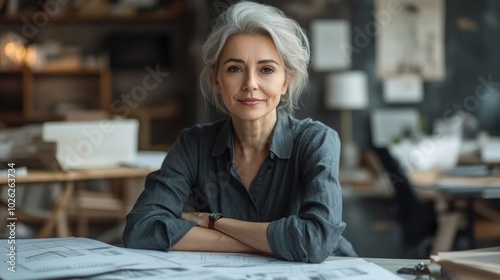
[238, 98, 263, 106]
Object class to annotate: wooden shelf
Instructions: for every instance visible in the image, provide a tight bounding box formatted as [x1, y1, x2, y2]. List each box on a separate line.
[0, 112, 64, 123]
[0, 68, 106, 75]
[0, 67, 112, 123]
[128, 104, 182, 119]
[0, 1, 189, 150]
[29, 68, 106, 75]
[128, 104, 182, 150]
[0, 1, 184, 23]
[0, 68, 23, 74]
[0, 112, 24, 121]
[1, 14, 178, 23]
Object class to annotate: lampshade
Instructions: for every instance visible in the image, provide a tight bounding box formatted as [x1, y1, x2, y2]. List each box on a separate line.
[325, 71, 368, 109]
[0, 33, 26, 69]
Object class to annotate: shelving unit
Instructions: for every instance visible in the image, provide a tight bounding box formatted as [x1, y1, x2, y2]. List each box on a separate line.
[0, 67, 111, 123]
[0, 0, 184, 24]
[26, 68, 112, 118]
[0, 70, 23, 115]
[0, 0, 194, 151]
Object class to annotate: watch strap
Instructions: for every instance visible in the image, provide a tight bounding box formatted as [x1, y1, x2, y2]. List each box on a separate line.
[208, 213, 224, 229]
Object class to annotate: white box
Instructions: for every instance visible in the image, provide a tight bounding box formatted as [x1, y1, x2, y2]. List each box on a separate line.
[42, 119, 139, 170]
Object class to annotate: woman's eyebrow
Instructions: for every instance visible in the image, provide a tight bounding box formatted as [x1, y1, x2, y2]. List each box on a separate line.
[223, 58, 280, 65]
[258, 59, 280, 65]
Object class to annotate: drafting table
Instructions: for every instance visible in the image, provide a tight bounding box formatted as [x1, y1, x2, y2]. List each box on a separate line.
[0, 167, 155, 238]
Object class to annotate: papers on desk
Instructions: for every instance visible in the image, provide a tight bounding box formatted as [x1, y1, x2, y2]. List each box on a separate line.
[0, 164, 27, 177]
[442, 165, 492, 177]
[125, 250, 404, 280]
[434, 176, 500, 199]
[481, 137, 500, 163]
[0, 237, 158, 280]
[0, 237, 405, 280]
[431, 247, 500, 280]
[436, 177, 500, 189]
[121, 150, 167, 169]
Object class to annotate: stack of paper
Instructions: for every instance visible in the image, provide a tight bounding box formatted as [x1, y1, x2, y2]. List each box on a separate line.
[0, 237, 405, 280]
[431, 247, 500, 280]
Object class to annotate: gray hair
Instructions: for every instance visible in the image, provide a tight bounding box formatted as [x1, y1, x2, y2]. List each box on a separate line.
[199, 1, 310, 115]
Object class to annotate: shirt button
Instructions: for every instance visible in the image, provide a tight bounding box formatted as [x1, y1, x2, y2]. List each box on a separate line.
[270, 153, 275, 159]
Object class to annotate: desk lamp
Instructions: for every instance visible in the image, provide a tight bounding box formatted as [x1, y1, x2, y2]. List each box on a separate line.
[325, 71, 368, 169]
[0, 33, 25, 69]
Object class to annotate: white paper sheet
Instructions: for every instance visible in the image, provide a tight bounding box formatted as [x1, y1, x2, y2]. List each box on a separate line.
[376, 0, 445, 80]
[81, 267, 233, 280]
[121, 150, 167, 169]
[384, 74, 423, 103]
[126, 250, 276, 268]
[1, 238, 404, 280]
[481, 137, 500, 163]
[311, 20, 351, 71]
[124, 250, 405, 280]
[212, 258, 405, 280]
[0, 237, 157, 280]
[370, 109, 420, 147]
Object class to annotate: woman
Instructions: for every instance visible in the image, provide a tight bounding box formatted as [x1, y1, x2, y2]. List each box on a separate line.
[123, 1, 356, 263]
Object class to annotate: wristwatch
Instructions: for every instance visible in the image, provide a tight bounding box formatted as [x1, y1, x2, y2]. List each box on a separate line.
[208, 213, 224, 229]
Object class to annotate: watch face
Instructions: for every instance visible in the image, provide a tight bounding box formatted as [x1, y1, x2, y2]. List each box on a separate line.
[208, 213, 223, 229]
[210, 213, 223, 220]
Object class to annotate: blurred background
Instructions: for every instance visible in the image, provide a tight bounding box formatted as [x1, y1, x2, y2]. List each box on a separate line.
[0, 0, 499, 259]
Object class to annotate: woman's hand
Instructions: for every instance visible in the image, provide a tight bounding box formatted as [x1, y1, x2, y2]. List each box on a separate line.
[181, 212, 210, 228]
[181, 212, 272, 254]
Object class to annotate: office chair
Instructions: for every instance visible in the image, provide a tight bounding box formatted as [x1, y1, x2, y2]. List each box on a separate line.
[371, 147, 438, 256]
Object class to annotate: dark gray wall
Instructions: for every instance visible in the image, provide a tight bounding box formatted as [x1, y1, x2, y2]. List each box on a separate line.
[309, 0, 500, 150]
[199, 0, 500, 151]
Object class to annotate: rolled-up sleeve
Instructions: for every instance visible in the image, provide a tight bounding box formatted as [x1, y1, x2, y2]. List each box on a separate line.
[123, 132, 197, 250]
[267, 127, 353, 262]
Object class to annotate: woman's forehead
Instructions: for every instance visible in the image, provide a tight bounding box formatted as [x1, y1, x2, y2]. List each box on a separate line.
[219, 34, 282, 62]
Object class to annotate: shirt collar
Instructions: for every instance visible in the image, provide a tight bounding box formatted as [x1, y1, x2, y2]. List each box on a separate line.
[270, 109, 293, 159]
[212, 116, 233, 157]
[211, 109, 293, 159]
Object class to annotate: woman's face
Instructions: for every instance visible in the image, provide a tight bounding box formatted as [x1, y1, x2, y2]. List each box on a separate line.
[214, 34, 288, 122]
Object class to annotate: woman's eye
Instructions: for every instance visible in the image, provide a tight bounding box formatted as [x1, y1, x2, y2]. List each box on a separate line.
[262, 67, 274, 74]
[228, 66, 241, 72]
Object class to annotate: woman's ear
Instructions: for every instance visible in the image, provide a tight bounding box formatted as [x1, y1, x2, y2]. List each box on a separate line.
[210, 68, 222, 93]
[282, 79, 290, 95]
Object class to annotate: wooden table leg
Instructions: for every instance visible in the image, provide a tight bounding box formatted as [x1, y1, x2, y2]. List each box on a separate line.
[93, 176, 145, 243]
[122, 177, 144, 214]
[431, 211, 462, 254]
[36, 181, 74, 238]
[74, 182, 89, 237]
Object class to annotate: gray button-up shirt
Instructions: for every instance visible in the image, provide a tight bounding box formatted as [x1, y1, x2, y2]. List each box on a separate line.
[123, 110, 357, 263]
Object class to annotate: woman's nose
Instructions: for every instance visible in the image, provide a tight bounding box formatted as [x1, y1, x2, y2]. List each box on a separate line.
[243, 71, 258, 92]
